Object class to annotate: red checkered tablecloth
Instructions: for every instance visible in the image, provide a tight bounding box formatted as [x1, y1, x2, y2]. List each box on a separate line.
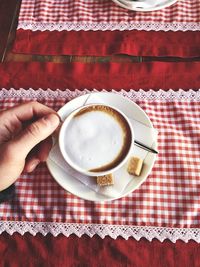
[0, 88, 200, 242]
[17, 0, 200, 31]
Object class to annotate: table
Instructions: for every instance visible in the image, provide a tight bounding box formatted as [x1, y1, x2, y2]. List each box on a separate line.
[1, 1, 200, 266]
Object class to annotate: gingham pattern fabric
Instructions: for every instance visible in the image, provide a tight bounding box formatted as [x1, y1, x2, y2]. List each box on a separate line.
[0, 90, 200, 230]
[17, 0, 200, 31]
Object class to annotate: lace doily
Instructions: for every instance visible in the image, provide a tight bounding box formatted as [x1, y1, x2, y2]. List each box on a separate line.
[0, 88, 200, 101]
[17, 22, 200, 32]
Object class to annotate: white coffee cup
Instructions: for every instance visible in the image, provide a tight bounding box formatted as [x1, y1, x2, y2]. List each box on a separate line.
[59, 104, 134, 177]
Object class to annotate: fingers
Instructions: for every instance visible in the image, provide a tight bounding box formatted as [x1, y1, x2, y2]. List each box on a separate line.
[10, 113, 60, 158]
[0, 103, 60, 191]
[24, 157, 40, 173]
[1, 101, 58, 123]
[24, 137, 53, 173]
[37, 136, 53, 162]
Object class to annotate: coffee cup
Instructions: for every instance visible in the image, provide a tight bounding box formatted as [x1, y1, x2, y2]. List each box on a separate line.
[59, 104, 134, 176]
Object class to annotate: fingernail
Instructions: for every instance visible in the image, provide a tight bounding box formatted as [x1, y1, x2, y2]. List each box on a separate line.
[29, 159, 40, 172]
[44, 114, 60, 128]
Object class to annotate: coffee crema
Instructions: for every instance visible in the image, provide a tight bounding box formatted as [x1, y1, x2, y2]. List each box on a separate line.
[63, 105, 132, 173]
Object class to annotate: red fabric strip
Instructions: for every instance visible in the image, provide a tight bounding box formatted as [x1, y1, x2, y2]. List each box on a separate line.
[1, 61, 200, 90]
[1, 233, 200, 267]
[13, 30, 200, 57]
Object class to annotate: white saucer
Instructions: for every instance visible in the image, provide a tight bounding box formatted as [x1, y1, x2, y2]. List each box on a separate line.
[112, 0, 178, 12]
[46, 92, 157, 202]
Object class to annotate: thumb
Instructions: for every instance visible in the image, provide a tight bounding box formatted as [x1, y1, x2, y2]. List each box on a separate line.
[11, 113, 60, 158]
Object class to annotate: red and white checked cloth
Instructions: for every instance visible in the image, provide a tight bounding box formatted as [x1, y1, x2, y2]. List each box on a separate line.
[17, 0, 200, 31]
[0, 89, 200, 242]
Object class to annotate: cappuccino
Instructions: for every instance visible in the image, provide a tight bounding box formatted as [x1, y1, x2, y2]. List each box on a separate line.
[59, 104, 133, 175]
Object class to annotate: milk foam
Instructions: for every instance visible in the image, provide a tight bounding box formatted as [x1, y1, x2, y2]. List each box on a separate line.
[64, 110, 125, 171]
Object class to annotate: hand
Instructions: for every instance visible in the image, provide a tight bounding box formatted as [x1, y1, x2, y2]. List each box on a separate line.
[0, 101, 60, 191]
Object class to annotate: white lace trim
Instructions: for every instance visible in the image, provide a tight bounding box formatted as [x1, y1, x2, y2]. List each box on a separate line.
[0, 88, 200, 101]
[17, 22, 200, 32]
[1, 221, 200, 242]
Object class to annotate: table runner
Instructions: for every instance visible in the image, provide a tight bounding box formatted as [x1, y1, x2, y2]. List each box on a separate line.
[0, 88, 200, 242]
[13, 0, 200, 56]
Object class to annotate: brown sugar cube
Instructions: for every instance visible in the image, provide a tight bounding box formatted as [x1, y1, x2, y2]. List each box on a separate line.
[127, 157, 143, 176]
[97, 174, 114, 186]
